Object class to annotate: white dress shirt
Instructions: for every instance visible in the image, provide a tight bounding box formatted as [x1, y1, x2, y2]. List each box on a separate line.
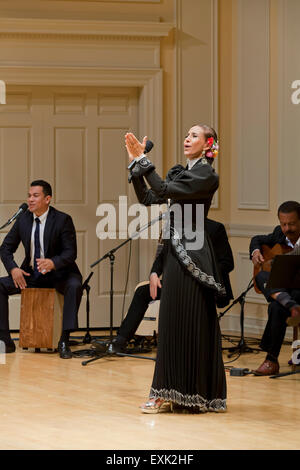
[286, 235, 300, 249]
[187, 157, 202, 170]
[30, 208, 49, 268]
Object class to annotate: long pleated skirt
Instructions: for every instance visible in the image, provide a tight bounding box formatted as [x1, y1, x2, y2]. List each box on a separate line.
[149, 247, 227, 412]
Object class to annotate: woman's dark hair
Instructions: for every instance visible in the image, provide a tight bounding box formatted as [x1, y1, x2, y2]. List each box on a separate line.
[30, 180, 52, 197]
[278, 201, 300, 219]
[198, 124, 218, 142]
[193, 124, 218, 165]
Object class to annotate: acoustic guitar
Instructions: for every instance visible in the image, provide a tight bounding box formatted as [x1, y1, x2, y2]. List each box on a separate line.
[253, 243, 293, 293]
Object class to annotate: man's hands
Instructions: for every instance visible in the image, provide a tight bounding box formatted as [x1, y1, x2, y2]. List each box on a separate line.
[36, 258, 55, 275]
[10, 258, 55, 289]
[11, 268, 30, 290]
[149, 273, 162, 300]
[251, 249, 265, 267]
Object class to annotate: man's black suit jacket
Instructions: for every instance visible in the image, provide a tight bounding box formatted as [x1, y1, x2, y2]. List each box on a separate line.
[0, 206, 81, 277]
[249, 226, 286, 258]
[205, 218, 234, 305]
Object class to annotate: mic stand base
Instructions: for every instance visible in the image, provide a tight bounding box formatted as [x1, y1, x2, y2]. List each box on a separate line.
[84, 229, 162, 366]
[220, 282, 261, 357]
[224, 337, 262, 359]
[81, 341, 156, 366]
[69, 271, 107, 350]
[82, 332, 93, 344]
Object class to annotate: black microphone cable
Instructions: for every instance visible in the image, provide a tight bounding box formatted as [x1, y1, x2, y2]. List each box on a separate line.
[121, 238, 132, 323]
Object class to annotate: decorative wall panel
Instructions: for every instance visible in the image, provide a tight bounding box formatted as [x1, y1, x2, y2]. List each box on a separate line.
[237, 0, 270, 209]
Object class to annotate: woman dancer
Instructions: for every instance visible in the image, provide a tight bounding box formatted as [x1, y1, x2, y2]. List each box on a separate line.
[125, 125, 227, 413]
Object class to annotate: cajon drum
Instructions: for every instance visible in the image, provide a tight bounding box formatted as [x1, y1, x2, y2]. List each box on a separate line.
[19, 288, 64, 349]
[135, 300, 160, 337]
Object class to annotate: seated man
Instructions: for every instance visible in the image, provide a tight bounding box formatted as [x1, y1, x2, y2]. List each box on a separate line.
[95, 218, 234, 353]
[0, 180, 82, 359]
[250, 200, 300, 375]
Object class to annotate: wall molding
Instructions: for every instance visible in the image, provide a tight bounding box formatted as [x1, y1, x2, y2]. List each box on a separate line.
[51, 0, 161, 3]
[236, 0, 270, 210]
[210, 0, 219, 209]
[277, 0, 285, 205]
[0, 17, 166, 282]
[227, 223, 274, 238]
[0, 18, 173, 40]
[174, 0, 219, 206]
[1, 67, 162, 281]
[174, 0, 182, 167]
[277, 0, 300, 204]
[211, 0, 219, 142]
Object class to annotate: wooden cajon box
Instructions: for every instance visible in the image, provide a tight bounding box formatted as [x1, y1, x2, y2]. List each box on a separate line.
[19, 288, 64, 349]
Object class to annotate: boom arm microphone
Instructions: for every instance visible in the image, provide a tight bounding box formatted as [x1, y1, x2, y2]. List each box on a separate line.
[8, 203, 28, 223]
[0, 203, 28, 230]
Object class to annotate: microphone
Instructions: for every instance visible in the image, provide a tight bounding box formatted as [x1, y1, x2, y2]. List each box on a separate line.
[144, 139, 154, 154]
[128, 139, 154, 182]
[8, 203, 28, 224]
[0, 203, 28, 230]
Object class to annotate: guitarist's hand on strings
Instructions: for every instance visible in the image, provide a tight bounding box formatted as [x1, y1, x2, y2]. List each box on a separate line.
[251, 249, 265, 267]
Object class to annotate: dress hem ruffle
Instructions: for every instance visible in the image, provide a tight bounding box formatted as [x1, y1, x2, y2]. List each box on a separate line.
[149, 387, 227, 412]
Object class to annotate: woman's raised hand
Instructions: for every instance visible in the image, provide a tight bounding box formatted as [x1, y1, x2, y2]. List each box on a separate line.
[125, 133, 147, 161]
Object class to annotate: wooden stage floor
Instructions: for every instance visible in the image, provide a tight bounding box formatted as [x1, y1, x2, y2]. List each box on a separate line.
[0, 333, 299, 450]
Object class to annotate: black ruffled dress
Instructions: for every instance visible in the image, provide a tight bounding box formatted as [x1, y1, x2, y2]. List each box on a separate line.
[132, 158, 227, 412]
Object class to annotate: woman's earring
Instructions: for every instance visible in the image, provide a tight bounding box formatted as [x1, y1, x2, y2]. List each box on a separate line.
[201, 149, 208, 164]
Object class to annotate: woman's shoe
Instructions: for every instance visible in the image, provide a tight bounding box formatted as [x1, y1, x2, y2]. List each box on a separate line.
[140, 398, 171, 414]
[208, 405, 227, 413]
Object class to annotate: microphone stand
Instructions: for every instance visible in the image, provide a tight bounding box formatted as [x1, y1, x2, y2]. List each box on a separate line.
[219, 280, 261, 357]
[81, 215, 163, 366]
[70, 272, 97, 348]
[0, 221, 11, 230]
[81, 272, 94, 344]
[0, 217, 20, 230]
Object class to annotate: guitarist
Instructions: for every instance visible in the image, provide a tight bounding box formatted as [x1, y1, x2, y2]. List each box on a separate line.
[250, 200, 300, 375]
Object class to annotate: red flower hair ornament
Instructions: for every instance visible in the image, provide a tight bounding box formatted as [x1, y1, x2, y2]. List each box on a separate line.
[205, 137, 219, 158]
